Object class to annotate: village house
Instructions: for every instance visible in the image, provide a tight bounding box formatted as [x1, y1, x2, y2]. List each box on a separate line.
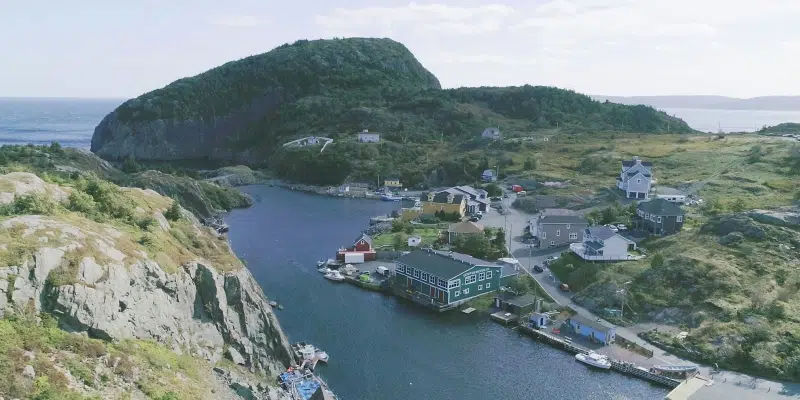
[565, 314, 617, 345]
[393, 249, 511, 311]
[442, 186, 490, 214]
[383, 177, 403, 189]
[407, 236, 422, 247]
[570, 226, 636, 261]
[635, 199, 685, 236]
[529, 208, 588, 248]
[654, 187, 687, 204]
[481, 169, 497, 182]
[481, 127, 501, 140]
[420, 191, 467, 218]
[617, 156, 653, 200]
[357, 129, 380, 143]
[447, 220, 485, 244]
[336, 233, 377, 263]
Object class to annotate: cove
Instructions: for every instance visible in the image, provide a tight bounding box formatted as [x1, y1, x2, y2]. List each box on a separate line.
[225, 185, 668, 400]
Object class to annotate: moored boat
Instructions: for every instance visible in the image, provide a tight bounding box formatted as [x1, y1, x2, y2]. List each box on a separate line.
[575, 351, 612, 369]
[380, 194, 402, 201]
[324, 270, 345, 282]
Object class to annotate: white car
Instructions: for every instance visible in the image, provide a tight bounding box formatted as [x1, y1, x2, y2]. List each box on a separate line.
[606, 224, 619, 233]
[617, 224, 627, 231]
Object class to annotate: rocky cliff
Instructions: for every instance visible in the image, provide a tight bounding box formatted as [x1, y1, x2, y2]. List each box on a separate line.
[0, 172, 292, 399]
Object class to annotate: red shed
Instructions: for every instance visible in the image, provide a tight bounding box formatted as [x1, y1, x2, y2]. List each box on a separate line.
[336, 233, 376, 263]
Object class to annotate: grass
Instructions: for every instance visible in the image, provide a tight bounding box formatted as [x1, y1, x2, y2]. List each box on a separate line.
[372, 227, 442, 249]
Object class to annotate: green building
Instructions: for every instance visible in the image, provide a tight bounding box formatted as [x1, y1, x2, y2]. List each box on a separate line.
[394, 249, 516, 311]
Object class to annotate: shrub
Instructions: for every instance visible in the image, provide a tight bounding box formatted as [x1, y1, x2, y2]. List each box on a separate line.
[5, 193, 59, 215]
[164, 200, 182, 221]
[66, 190, 97, 215]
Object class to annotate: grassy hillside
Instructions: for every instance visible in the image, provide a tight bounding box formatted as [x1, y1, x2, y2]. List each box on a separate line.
[93, 38, 693, 185]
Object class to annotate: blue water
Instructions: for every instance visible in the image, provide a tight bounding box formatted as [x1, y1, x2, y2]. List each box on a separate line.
[225, 186, 668, 400]
[0, 98, 120, 148]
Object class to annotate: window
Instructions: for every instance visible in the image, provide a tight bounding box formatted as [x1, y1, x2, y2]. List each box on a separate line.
[644, 213, 649, 219]
[566, 224, 571, 229]
[478, 272, 486, 281]
[556, 229, 561, 237]
[657, 216, 662, 223]
[454, 290, 460, 297]
[429, 275, 436, 284]
[465, 275, 477, 284]
[478, 284, 483, 290]
[463, 288, 469, 295]
[637, 178, 641, 184]
[421, 272, 428, 281]
[541, 232, 546, 239]
[569, 232, 578, 240]
[406, 267, 413, 276]
[550, 241, 555, 246]
[486, 283, 490, 289]
[448, 280, 460, 289]
[413, 269, 420, 279]
[677, 216, 683, 222]
[438, 278, 447, 288]
[396, 265, 404, 274]
[486, 271, 492, 279]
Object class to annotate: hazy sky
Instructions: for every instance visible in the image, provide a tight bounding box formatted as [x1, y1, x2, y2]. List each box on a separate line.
[2, 0, 799, 98]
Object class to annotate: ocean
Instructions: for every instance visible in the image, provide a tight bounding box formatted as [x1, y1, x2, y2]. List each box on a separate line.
[2, 99, 800, 150]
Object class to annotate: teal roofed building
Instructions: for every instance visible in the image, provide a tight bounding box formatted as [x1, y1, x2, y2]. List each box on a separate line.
[393, 249, 514, 311]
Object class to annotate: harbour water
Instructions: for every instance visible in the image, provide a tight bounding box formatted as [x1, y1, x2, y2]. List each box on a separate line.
[225, 185, 668, 400]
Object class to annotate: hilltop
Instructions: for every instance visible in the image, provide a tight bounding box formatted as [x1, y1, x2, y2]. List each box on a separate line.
[593, 94, 800, 111]
[91, 37, 692, 185]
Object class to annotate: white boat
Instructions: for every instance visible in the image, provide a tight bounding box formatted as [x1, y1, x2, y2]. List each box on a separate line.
[324, 270, 345, 282]
[575, 351, 612, 369]
[375, 266, 389, 276]
[318, 267, 331, 274]
[317, 260, 326, 267]
[380, 194, 402, 201]
[315, 349, 329, 363]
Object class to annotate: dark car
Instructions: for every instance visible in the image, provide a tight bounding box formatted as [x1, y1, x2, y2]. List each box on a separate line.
[533, 265, 544, 273]
[469, 216, 480, 222]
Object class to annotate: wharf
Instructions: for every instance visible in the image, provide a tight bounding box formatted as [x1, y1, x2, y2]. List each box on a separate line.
[490, 311, 519, 324]
[518, 325, 682, 389]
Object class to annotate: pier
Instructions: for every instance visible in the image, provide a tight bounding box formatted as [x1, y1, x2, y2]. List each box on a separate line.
[518, 325, 682, 389]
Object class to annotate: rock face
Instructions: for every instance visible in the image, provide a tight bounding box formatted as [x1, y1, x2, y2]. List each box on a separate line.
[1, 235, 292, 375]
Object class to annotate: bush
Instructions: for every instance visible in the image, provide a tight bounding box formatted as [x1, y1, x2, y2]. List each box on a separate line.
[66, 190, 97, 215]
[164, 200, 182, 221]
[6, 193, 59, 215]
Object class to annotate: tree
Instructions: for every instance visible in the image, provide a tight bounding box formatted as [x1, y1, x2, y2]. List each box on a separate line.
[729, 198, 747, 213]
[483, 183, 502, 197]
[523, 157, 537, 170]
[392, 233, 406, 249]
[164, 199, 182, 221]
[492, 229, 506, 248]
[650, 253, 665, 269]
[453, 234, 492, 260]
[121, 155, 141, 173]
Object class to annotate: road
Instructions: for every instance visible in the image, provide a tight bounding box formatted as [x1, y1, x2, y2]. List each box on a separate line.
[480, 193, 797, 396]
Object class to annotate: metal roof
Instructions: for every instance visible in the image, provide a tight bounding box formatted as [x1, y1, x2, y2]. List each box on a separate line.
[396, 249, 500, 280]
[539, 209, 588, 224]
[567, 314, 615, 334]
[354, 233, 372, 246]
[638, 198, 684, 216]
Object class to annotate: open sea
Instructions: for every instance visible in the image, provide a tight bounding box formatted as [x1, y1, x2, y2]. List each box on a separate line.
[2, 98, 800, 399]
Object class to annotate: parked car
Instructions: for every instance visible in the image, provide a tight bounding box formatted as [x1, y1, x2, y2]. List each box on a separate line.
[469, 216, 480, 222]
[605, 224, 619, 233]
[533, 265, 544, 273]
[490, 196, 502, 202]
[616, 224, 628, 231]
[559, 283, 570, 292]
[475, 211, 483, 216]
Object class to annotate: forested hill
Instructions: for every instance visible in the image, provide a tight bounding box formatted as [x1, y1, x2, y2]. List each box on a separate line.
[91, 37, 693, 167]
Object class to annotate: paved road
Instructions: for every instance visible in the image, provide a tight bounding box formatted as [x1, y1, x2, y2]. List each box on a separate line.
[480, 192, 798, 396]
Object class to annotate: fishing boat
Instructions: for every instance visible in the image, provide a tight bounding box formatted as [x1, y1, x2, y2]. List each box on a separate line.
[324, 270, 345, 282]
[317, 259, 327, 267]
[652, 365, 699, 373]
[315, 349, 329, 363]
[575, 351, 612, 369]
[380, 194, 403, 202]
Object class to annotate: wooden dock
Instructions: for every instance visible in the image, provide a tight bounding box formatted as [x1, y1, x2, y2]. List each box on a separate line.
[490, 311, 519, 324]
[518, 325, 681, 388]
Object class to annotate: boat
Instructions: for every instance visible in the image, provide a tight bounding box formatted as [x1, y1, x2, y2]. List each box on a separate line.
[375, 266, 389, 276]
[269, 301, 278, 307]
[652, 365, 699, 373]
[324, 270, 345, 282]
[317, 259, 327, 267]
[575, 351, 612, 369]
[380, 194, 402, 201]
[315, 349, 329, 363]
[318, 267, 331, 274]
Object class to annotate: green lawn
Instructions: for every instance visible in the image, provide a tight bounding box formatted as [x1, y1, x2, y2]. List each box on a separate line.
[372, 227, 442, 249]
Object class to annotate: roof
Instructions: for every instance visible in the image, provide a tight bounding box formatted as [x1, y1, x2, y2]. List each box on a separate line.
[358, 132, 379, 135]
[621, 158, 653, 167]
[656, 186, 685, 196]
[397, 249, 499, 279]
[627, 171, 652, 177]
[422, 191, 465, 204]
[354, 233, 372, 246]
[567, 314, 615, 334]
[638, 198, 684, 216]
[500, 263, 519, 278]
[506, 294, 538, 308]
[448, 221, 485, 233]
[539, 209, 588, 224]
[453, 185, 479, 197]
[385, 177, 400, 181]
[585, 226, 616, 240]
[482, 169, 495, 176]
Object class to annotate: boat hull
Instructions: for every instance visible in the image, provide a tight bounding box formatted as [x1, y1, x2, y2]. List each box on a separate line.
[575, 353, 612, 369]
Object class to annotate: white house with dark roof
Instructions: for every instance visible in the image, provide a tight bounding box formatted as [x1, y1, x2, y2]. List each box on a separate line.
[481, 127, 501, 139]
[617, 156, 653, 200]
[654, 187, 687, 204]
[570, 226, 636, 261]
[529, 208, 589, 248]
[443, 185, 490, 214]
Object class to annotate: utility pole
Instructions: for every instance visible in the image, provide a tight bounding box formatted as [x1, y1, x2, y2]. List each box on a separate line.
[617, 281, 632, 318]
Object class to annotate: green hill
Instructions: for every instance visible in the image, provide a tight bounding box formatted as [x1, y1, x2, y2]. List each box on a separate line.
[91, 37, 693, 185]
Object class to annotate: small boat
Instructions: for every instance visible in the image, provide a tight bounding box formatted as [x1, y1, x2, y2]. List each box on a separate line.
[575, 351, 612, 369]
[315, 349, 329, 363]
[269, 301, 278, 307]
[318, 267, 331, 274]
[652, 365, 698, 373]
[324, 270, 345, 282]
[380, 194, 402, 202]
[317, 260, 326, 267]
[375, 266, 389, 276]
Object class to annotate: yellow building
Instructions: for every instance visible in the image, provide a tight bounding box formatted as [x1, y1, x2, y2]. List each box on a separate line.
[384, 177, 403, 188]
[420, 191, 466, 217]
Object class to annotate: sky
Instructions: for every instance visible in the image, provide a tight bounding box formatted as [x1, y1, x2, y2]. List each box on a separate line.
[2, 0, 799, 99]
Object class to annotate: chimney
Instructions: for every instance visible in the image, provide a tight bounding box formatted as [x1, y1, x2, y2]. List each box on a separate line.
[634, 156, 641, 164]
